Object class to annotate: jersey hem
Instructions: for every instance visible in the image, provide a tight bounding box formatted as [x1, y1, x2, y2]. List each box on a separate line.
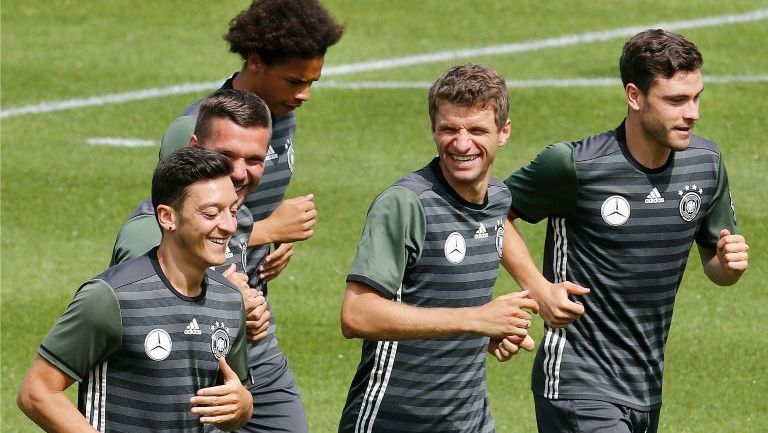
[346, 274, 396, 299]
[531, 389, 661, 412]
[38, 345, 84, 382]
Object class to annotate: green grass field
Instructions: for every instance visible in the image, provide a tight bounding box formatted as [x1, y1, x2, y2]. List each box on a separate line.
[2, 1, 767, 432]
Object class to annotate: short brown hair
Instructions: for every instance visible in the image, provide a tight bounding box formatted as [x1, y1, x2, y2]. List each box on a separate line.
[620, 29, 703, 94]
[194, 89, 271, 144]
[428, 64, 509, 132]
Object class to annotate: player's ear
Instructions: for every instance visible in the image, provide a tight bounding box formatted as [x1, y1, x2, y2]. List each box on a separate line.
[188, 134, 200, 148]
[156, 205, 178, 232]
[498, 118, 511, 147]
[626, 83, 642, 111]
[246, 53, 263, 75]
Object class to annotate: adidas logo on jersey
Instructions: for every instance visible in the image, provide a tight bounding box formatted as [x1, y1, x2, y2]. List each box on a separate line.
[265, 145, 278, 162]
[645, 187, 665, 204]
[184, 318, 202, 335]
[474, 223, 489, 239]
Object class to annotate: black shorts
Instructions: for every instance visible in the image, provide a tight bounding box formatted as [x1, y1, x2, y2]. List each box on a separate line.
[534, 394, 660, 433]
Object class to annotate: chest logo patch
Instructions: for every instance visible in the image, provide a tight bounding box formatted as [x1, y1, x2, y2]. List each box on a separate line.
[144, 329, 172, 361]
[601, 195, 630, 226]
[210, 321, 231, 359]
[678, 184, 703, 222]
[444, 232, 466, 264]
[494, 219, 505, 258]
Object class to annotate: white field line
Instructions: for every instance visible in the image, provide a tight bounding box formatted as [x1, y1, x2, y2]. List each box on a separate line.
[85, 137, 156, 147]
[1, 9, 766, 119]
[319, 74, 768, 90]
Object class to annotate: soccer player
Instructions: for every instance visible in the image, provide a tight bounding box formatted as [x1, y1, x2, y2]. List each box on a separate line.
[111, 89, 272, 342]
[18, 147, 253, 432]
[158, 2, 344, 431]
[501, 29, 750, 433]
[338, 64, 539, 433]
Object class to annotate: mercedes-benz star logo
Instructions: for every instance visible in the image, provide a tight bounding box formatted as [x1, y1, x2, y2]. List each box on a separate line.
[144, 329, 172, 361]
[444, 232, 467, 264]
[600, 195, 630, 226]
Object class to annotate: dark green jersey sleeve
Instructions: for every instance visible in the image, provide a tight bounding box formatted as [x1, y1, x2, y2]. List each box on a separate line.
[109, 215, 161, 266]
[503, 142, 577, 223]
[38, 280, 122, 382]
[159, 115, 196, 160]
[696, 154, 738, 248]
[225, 302, 250, 383]
[347, 186, 427, 299]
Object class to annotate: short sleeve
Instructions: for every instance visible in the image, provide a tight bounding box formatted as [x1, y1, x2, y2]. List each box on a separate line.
[696, 155, 738, 248]
[347, 186, 426, 299]
[503, 142, 577, 223]
[225, 301, 249, 383]
[159, 115, 196, 160]
[39, 280, 122, 382]
[110, 215, 161, 266]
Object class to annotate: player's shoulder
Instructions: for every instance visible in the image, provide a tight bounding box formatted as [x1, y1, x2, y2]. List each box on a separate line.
[159, 115, 196, 160]
[97, 254, 157, 290]
[571, 128, 622, 162]
[687, 134, 721, 155]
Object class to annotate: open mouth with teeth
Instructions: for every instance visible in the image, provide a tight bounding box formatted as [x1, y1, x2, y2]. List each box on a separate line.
[208, 237, 228, 246]
[451, 154, 478, 162]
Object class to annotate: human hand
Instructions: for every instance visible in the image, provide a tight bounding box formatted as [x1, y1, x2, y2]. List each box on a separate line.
[717, 229, 749, 276]
[488, 334, 535, 362]
[222, 264, 249, 293]
[190, 357, 253, 431]
[266, 194, 316, 243]
[472, 290, 539, 339]
[245, 291, 270, 342]
[259, 243, 294, 282]
[533, 281, 590, 328]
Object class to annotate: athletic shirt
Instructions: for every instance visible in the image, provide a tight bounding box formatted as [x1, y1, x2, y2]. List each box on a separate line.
[39, 249, 248, 432]
[504, 122, 737, 410]
[159, 73, 296, 365]
[339, 158, 511, 433]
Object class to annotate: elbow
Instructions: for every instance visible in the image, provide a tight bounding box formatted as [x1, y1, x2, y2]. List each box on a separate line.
[17, 382, 42, 420]
[340, 310, 363, 339]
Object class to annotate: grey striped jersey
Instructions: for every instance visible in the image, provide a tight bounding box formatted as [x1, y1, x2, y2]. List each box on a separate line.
[39, 249, 248, 432]
[177, 75, 296, 365]
[340, 159, 511, 433]
[504, 122, 737, 410]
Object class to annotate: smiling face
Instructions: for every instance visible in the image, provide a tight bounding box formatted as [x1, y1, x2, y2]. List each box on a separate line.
[171, 176, 239, 269]
[630, 70, 703, 152]
[247, 56, 324, 117]
[432, 101, 510, 203]
[193, 117, 269, 208]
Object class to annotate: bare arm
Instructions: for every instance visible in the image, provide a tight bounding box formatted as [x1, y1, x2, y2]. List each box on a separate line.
[501, 215, 590, 328]
[699, 229, 749, 286]
[17, 356, 98, 433]
[340, 280, 537, 341]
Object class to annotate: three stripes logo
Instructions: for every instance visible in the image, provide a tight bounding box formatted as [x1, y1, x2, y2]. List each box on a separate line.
[184, 318, 202, 335]
[644, 187, 665, 204]
[474, 223, 489, 239]
[265, 145, 278, 162]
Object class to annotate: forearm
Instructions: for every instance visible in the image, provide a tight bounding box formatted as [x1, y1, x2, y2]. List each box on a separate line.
[341, 282, 478, 340]
[248, 218, 275, 247]
[501, 217, 550, 296]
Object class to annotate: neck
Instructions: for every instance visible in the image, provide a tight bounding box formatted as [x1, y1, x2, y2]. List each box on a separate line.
[624, 116, 672, 169]
[232, 68, 255, 93]
[157, 241, 205, 297]
[438, 162, 488, 205]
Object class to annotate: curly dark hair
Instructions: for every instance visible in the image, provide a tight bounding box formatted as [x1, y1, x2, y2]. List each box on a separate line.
[225, 0, 345, 65]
